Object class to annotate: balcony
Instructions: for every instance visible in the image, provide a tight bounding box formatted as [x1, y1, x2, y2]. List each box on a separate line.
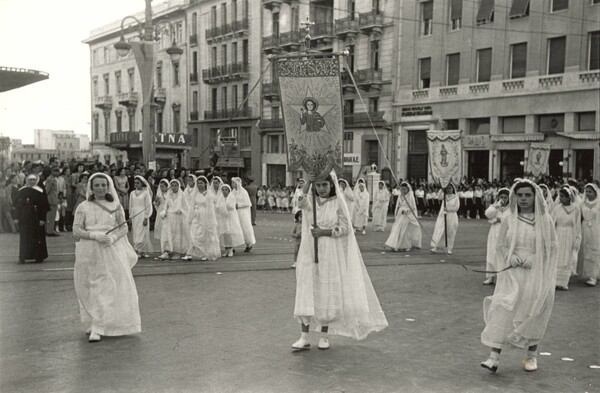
[228, 18, 249, 36]
[335, 16, 359, 42]
[205, 26, 223, 43]
[94, 95, 113, 110]
[279, 31, 300, 51]
[262, 82, 280, 101]
[154, 87, 166, 104]
[354, 68, 383, 91]
[262, 35, 281, 53]
[308, 22, 335, 46]
[204, 107, 253, 120]
[341, 71, 357, 94]
[189, 34, 198, 46]
[262, 0, 282, 11]
[190, 111, 199, 121]
[344, 111, 386, 127]
[117, 92, 138, 107]
[202, 63, 249, 84]
[258, 118, 284, 130]
[358, 11, 384, 35]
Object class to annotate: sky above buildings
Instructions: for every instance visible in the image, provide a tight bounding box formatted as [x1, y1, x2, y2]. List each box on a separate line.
[0, 0, 146, 144]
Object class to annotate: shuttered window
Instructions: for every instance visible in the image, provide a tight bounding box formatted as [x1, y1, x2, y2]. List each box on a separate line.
[422, 1, 433, 36]
[548, 36, 566, 74]
[551, 0, 568, 12]
[423, 1, 433, 19]
[509, 0, 529, 18]
[476, 0, 495, 24]
[511, 42, 527, 78]
[447, 53, 460, 86]
[450, 0, 463, 21]
[419, 57, 431, 88]
[477, 48, 492, 82]
[589, 31, 600, 70]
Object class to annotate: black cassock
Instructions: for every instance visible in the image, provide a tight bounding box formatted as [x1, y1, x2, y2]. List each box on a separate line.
[14, 187, 50, 262]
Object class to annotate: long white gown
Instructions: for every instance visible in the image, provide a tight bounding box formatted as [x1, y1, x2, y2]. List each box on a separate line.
[431, 194, 460, 251]
[129, 189, 154, 253]
[73, 200, 141, 336]
[551, 204, 581, 287]
[153, 188, 167, 241]
[353, 188, 370, 228]
[295, 190, 388, 339]
[581, 185, 600, 281]
[187, 190, 221, 260]
[384, 191, 422, 251]
[161, 190, 190, 254]
[481, 211, 557, 349]
[484, 203, 510, 279]
[371, 184, 390, 231]
[233, 179, 256, 246]
[216, 191, 245, 248]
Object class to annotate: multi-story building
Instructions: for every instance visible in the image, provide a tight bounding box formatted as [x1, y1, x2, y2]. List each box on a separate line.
[84, 0, 191, 169]
[259, 0, 396, 186]
[186, 0, 261, 180]
[10, 138, 93, 164]
[393, 0, 600, 182]
[34, 129, 90, 152]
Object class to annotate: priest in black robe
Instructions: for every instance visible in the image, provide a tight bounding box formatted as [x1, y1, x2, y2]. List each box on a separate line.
[14, 174, 50, 263]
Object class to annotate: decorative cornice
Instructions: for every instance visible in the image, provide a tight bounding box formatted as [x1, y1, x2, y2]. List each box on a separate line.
[557, 132, 600, 140]
[490, 134, 545, 142]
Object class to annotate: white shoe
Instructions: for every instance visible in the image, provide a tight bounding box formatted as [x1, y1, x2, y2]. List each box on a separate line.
[292, 337, 310, 351]
[85, 327, 92, 335]
[481, 355, 499, 373]
[181, 255, 192, 261]
[158, 252, 170, 260]
[483, 277, 494, 285]
[362, 230, 366, 235]
[88, 332, 101, 342]
[523, 357, 537, 372]
[318, 337, 330, 350]
[586, 278, 597, 286]
[430, 248, 438, 253]
[200, 257, 208, 261]
[291, 263, 296, 268]
[447, 250, 453, 255]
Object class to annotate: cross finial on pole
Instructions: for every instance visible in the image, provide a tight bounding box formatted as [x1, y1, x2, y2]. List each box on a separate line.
[300, 17, 315, 51]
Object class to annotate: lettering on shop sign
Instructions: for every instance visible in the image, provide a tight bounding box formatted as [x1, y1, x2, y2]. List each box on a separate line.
[402, 106, 433, 117]
[463, 134, 490, 148]
[344, 153, 361, 166]
[110, 132, 192, 146]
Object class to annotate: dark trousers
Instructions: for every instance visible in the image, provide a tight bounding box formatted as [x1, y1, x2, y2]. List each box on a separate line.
[251, 205, 257, 224]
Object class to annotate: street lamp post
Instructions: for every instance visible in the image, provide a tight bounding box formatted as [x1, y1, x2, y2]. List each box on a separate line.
[114, 0, 182, 170]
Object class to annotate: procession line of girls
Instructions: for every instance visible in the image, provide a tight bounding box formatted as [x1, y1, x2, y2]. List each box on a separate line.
[483, 182, 600, 290]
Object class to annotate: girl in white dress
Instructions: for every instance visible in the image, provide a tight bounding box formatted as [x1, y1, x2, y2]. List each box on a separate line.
[292, 172, 388, 351]
[338, 179, 355, 226]
[267, 187, 276, 211]
[281, 188, 290, 212]
[353, 182, 370, 235]
[208, 176, 224, 204]
[129, 175, 154, 258]
[581, 183, 600, 286]
[183, 176, 221, 261]
[216, 184, 245, 257]
[538, 184, 555, 211]
[483, 188, 510, 285]
[183, 174, 197, 205]
[292, 179, 305, 214]
[257, 187, 266, 210]
[153, 179, 169, 241]
[384, 182, 422, 252]
[158, 180, 190, 260]
[371, 181, 390, 232]
[551, 187, 582, 290]
[232, 177, 256, 252]
[73, 173, 141, 343]
[431, 184, 460, 254]
[481, 180, 557, 373]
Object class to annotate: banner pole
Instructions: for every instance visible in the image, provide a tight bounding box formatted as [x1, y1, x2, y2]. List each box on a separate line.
[312, 184, 319, 264]
[443, 188, 448, 249]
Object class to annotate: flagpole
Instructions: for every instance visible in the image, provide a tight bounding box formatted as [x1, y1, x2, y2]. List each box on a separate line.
[443, 187, 448, 248]
[312, 184, 319, 264]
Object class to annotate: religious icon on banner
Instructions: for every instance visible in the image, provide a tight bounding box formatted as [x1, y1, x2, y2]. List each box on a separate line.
[525, 143, 551, 177]
[426, 130, 463, 188]
[276, 57, 344, 178]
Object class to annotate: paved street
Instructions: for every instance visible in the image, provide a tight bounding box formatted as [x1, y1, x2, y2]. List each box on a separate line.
[0, 212, 598, 393]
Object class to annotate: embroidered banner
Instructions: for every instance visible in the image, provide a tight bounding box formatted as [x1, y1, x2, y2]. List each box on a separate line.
[426, 130, 463, 187]
[525, 143, 552, 177]
[276, 57, 344, 178]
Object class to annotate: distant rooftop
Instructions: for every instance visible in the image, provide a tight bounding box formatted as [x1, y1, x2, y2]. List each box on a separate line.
[0, 67, 49, 93]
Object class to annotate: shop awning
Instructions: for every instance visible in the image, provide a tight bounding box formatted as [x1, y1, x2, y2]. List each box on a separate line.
[216, 157, 245, 168]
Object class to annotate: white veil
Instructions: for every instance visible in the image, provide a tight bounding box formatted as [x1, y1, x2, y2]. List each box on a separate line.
[232, 177, 251, 207]
[399, 182, 418, 224]
[583, 183, 600, 207]
[134, 175, 153, 199]
[86, 173, 120, 211]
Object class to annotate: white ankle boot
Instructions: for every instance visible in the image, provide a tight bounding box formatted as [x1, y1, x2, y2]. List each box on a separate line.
[523, 352, 538, 372]
[292, 333, 310, 350]
[318, 336, 330, 350]
[88, 331, 101, 342]
[481, 352, 500, 372]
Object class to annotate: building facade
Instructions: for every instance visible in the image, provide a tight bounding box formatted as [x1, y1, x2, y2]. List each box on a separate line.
[259, 0, 396, 186]
[84, 0, 191, 169]
[393, 0, 600, 182]
[186, 0, 262, 180]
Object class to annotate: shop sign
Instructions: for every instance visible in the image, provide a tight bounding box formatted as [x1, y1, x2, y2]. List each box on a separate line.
[463, 134, 491, 149]
[402, 106, 433, 117]
[344, 153, 361, 166]
[109, 132, 192, 147]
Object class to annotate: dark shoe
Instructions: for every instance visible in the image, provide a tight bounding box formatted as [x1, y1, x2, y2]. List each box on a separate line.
[244, 246, 252, 253]
[34, 259, 44, 263]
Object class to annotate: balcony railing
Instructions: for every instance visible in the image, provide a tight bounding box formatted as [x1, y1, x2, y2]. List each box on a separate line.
[205, 26, 223, 41]
[189, 34, 198, 45]
[228, 18, 249, 35]
[412, 90, 429, 100]
[259, 118, 284, 130]
[279, 31, 300, 49]
[190, 111, 199, 121]
[202, 63, 250, 83]
[469, 83, 489, 94]
[204, 107, 253, 120]
[154, 87, 166, 103]
[262, 35, 281, 52]
[355, 69, 383, 89]
[539, 75, 562, 88]
[310, 22, 334, 41]
[262, 82, 280, 100]
[439, 87, 458, 96]
[344, 111, 385, 127]
[117, 92, 138, 106]
[358, 11, 384, 34]
[190, 72, 198, 83]
[335, 16, 359, 39]
[94, 95, 113, 109]
[503, 79, 525, 91]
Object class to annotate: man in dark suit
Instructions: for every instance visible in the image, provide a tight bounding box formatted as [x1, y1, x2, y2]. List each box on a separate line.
[245, 176, 258, 226]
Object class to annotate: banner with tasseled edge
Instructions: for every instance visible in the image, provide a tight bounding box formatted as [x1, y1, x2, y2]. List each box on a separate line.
[426, 130, 463, 188]
[525, 143, 552, 177]
[276, 57, 344, 179]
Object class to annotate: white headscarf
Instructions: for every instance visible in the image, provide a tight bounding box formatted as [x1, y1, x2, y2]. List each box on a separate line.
[184, 175, 198, 200]
[134, 175, 153, 199]
[209, 176, 224, 199]
[232, 177, 252, 208]
[537, 184, 554, 209]
[156, 179, 170, 201]
[398, 182, 418, 223]
[373, 181, 390, 204]
[86, 173, 120, 211]
[486, 178, 557, 347]
[165, 179, 188, 215]
[20, 174, 43, 193]
[216, 184, 233, 215]
[583, 183, 600, 208]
